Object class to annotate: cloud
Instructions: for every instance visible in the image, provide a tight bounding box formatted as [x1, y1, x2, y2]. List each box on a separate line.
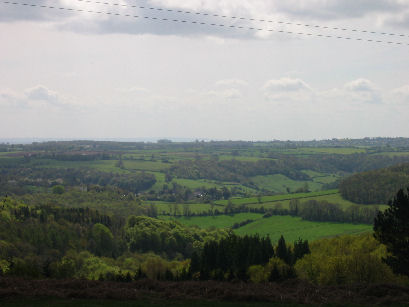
[262, 77, 313, 102]
[343, 78, 382, 104]
[384, 9, 409, 29]
[344, 78, 376, 92]
[274, 0, 404, 20]
[391, 84, 409, 103]
[0, 85, 69, 109]
[117, 86, 150, 94]
[25, 85, 60, 104]
[0, 89, 25, 107]
[206, 88, 243, 100]
[264, 77, 311, 92]
[1, 0, 408, 40]
[216, 79, 248, 87]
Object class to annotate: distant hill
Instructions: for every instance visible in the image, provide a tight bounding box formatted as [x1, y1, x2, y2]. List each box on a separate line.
[339, 163, 409, 204]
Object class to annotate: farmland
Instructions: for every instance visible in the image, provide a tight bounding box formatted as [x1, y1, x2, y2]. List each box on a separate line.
[1, 138, 409, 303]
[164, 213, 372, 243]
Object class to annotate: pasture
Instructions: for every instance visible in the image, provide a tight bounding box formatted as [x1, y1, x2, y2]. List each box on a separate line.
[165, 213, 372, 243]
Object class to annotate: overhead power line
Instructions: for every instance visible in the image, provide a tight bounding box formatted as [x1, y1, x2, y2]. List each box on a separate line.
[2, 1, 408, 46]
[75, 0, 409, 39]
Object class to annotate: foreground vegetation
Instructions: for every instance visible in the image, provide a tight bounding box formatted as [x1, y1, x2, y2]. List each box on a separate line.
[1, 139, 409, 305]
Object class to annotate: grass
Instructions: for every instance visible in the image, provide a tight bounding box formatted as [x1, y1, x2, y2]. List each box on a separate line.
[251, 174, 322, 194]
[149, 202, 214, 215]
[123, 160, 171, 171]
[247, 193, 387, 211]
[235, 215, 372, 243]
[163, 213, 261, 229]
[268, 147, 367, 155]
[164, 213, 372, 243]
[215, 190, 339, 206]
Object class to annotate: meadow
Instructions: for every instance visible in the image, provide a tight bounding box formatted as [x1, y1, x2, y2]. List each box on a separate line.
[164, 213, 372, 243]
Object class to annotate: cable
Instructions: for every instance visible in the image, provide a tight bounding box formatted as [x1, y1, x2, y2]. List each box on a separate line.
[1, 1, 408, 46]
[75, 0, 409, 39]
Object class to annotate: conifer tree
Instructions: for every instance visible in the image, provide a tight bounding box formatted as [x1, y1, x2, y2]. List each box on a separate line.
[374, 188, 409, 276]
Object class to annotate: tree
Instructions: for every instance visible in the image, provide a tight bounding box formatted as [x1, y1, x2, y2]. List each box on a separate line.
[52, 185, 65, 195]
[374, 187, 409, 277]
[90, 223, 115, 257]
[276, 235, 291, 264]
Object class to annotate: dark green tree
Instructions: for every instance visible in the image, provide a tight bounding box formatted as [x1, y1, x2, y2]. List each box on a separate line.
[374, 187, 409, 277]
[276, 235, 291, 264]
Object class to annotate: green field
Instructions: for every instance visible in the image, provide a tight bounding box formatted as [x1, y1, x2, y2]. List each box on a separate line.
[148, 202, 214, 215]
[266, 147, 367, 155]
[246, 193, 387, 211]
[215, 190, 339, 206]
[123, 160, 171, 171]
[251, 174, 322, 193]
[165, 213, 372, 243]
[162, 213, 262, 228]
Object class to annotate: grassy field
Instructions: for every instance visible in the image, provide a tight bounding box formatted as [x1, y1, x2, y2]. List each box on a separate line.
[215, 190, 339, 206]
[250, 174, 322, 194]
[162, 213, 262, 228]
[235, 215, 371, 243]
[247, 193, 387, 211]
[149, 202, 214, 215]
[165, 213, 372, 243]
[123, 160, 171, 171]
[263, 147, 367, 155]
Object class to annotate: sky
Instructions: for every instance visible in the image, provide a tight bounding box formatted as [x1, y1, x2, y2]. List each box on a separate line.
[1, 0, 409, 141]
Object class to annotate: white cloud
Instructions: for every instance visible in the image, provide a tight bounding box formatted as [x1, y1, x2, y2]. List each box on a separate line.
[344, 78, 376, 92]
[215, 79, 248, 87]
[262, 77, 313, 102]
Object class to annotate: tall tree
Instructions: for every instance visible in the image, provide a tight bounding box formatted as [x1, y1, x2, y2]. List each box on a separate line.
[374, 187, 409, 276]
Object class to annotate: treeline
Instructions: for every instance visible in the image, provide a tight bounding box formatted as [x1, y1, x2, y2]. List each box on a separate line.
[13, 138, 409, 153]
[167, 159, 310, 186]
[168, 154, 409, 188]
[0, 198, 226, 279]
[165, 200, 379, 225]
[189, 234, 309, 281]
[339, 163, 409, 204]
[0, 167, 156, 195]
[292, 200, 380, 224]
[145, 182, 234, 203]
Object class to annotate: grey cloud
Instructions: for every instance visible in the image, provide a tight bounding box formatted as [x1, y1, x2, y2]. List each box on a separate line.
[344, 79, 376, 92]
[384, 10, 409, 29]
[0, 1, 74, 23]
[344, 79, 382, 104]
[1, 85, 68, 108]
[392, 85, 409, 102]
[25, 85, 60, 103]
[263, 78, 311, 92]
[216, 79, 248, 87]
[3, 0, 407, 38]
[275, 0, 404, 20]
